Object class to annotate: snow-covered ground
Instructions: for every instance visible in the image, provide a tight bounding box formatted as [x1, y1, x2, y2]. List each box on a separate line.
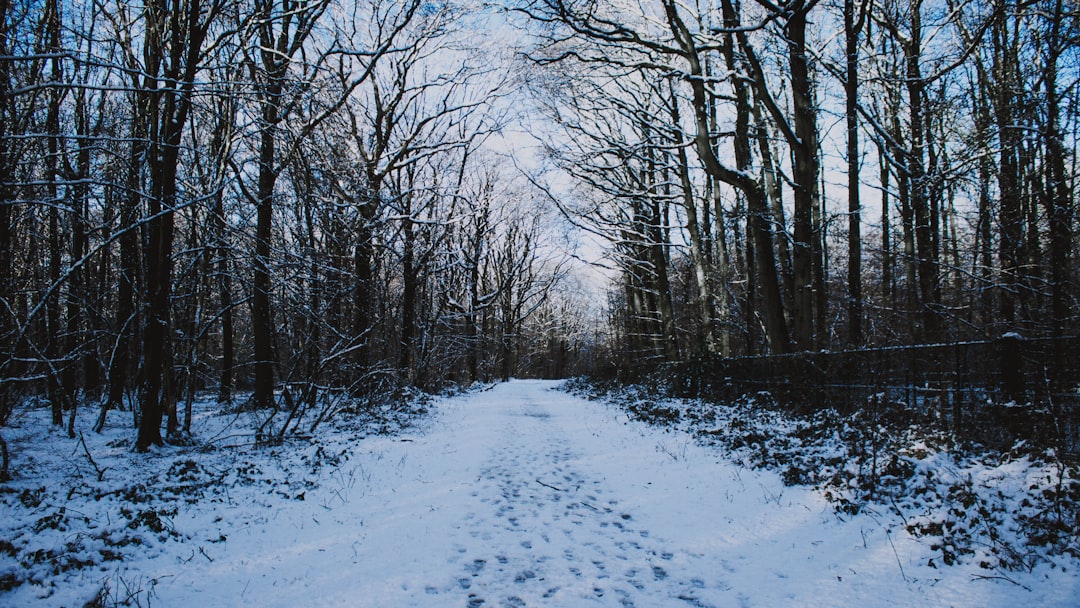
[1, 379, 1077, 606]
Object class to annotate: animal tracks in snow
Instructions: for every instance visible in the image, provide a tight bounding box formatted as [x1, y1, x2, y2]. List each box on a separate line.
[430, 390, 725, 608]
[31, 380, 1073, 608]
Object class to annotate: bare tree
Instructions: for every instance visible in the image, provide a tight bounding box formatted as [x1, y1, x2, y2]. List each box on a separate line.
[844, 0, 868, 346]
[136, 0, 227, 450]
[246, 0, 335, 411]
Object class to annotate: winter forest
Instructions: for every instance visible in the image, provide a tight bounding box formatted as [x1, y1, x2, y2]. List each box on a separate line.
[1, 0, 1079, 605]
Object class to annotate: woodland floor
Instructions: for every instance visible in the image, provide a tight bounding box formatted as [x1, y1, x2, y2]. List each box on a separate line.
[1, 379, 1077, 607]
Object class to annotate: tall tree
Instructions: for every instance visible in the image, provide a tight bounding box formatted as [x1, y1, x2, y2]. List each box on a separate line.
[992, 1, 1024, 330]
[247, 0, 334, 410]
[97, 0, 149, 432]
[903, 0, 942, 340]
[0, 0, 13, 425]
[1041, 0, 1075, 373]
[136, 0, 224, 450]
[737, 0, 823, 350]
[43, 0, 65, 426]
[711, 0, 791, 353]
[845, 0, 866, 346]
[666, 78, 718, 356]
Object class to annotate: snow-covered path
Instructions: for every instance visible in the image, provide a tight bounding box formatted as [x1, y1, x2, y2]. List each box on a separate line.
[141, 379, 1071, 607]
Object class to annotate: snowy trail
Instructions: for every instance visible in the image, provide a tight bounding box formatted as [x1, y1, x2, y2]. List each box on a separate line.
[141, 380, 1073, 607]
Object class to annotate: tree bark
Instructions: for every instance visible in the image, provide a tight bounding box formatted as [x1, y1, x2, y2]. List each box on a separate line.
[668, 83, 717, 356]
[1043, 0, 1074, 374]
[787, 2, 823, 351]
[137, 0, 214, 451]
[905, 0, 941, 341]
[845, 0, 863, 346]
[0, 0, 12, 423]
[684, 0, 790, 352]
[252, 89, 279, 410]
[879, 143, 893, 311]
[399, 190, 418, 381]
[45, 0, 65, 426]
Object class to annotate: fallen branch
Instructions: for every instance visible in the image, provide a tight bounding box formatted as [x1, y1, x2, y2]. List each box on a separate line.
[79, 432, 107, 482]
[579, 501, 608, 513]
[535, 478, 564, 492]
[971, 573, 1032, 591]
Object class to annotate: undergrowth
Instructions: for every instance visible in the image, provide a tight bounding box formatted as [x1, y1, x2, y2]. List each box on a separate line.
[565, 377, 1080, 572]
[0, 388, 435, 604]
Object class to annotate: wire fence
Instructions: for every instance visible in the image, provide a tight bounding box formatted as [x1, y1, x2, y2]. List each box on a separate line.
[618, 335, 1080, 454]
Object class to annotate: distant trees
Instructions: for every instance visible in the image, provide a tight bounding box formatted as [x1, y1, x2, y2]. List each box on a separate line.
[517, 0, 1078, 365]
[0, 0, 582, 447]
[0, 0, 1076, 445]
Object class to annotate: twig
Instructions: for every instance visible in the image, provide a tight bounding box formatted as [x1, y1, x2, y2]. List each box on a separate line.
[867, 512, 907, 583]
[884, 526, 908, 584]
[889, 495, 910, 528]
[79, 432, 107, 482]
[579, 501, 610, 513]
[535, 478, 564, 492]
[971, 573, 1032, 591]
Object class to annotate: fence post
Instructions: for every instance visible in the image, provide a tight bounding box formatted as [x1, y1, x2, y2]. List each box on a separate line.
[998, 332, 1025, 403]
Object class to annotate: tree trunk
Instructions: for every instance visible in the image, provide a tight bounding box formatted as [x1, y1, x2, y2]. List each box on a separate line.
[708, 177, 732, 356]
[466, 205, 487, 381]
[756, 121, 794, 321]
[905, 0, 940, 341]
[138, 151, 178, 450]
[0, 0, 11, 423]
[45, 0, 64, 427]
[98, 101, 144, 433]
[206, 94, 235, 404]
[137, 0, 212, 451]
[845, 0, 863, 346]
[973, 80, 995, 333]
[400, 195, 418, 382]
[705, 55, 733, 357]
[64, 95, 92, 437]
[648, 196, 679, 361]
[252, 98, 278, 410]
[741, 194, 759, 355]
[888, 100, 918, 340]
[1044, 0, 1073, 375]
[879, 143, 893, 311]
[353, 194, 378, 377]
[695, 0, 790, 352]
[787, 4, 822, 351]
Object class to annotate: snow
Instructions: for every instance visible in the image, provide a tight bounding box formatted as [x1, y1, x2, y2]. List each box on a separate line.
[2, 379, 1077, 607]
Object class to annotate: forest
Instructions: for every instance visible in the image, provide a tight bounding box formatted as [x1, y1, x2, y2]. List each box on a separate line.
[0, 0, 1077, 460]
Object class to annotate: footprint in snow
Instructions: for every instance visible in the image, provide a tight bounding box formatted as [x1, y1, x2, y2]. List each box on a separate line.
[466, 558, 486, 575]
[615, 588, 637, 608]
